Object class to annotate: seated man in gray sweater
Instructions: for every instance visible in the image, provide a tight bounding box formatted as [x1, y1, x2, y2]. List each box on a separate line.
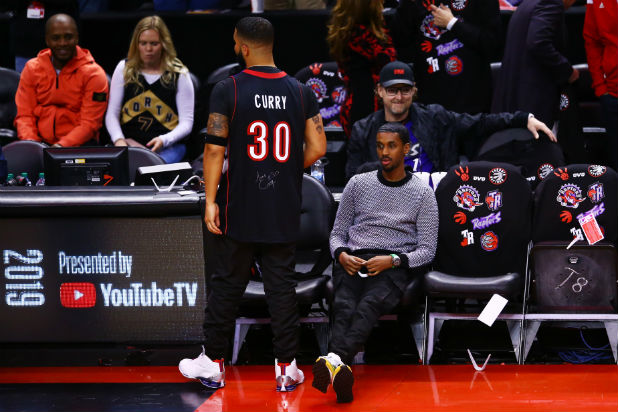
[312, 122, 439, 403]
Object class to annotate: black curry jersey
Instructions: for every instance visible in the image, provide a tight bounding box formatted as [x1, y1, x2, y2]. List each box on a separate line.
[121, 73, 179, 146]
[209, 66, 319, 243]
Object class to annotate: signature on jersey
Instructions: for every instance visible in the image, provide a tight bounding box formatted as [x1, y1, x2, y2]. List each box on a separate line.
[256, 171, 280, 190]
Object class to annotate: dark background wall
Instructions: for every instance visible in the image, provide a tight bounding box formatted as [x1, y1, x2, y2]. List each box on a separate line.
[0, 7, 588, 81]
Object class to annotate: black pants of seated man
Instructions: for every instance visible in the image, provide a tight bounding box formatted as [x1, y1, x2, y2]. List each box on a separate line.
[329, 258, 411, 365]
[202, 233, 299, 363]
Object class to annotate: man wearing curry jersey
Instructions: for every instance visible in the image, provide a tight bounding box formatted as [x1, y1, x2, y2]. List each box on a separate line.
[178, 17, 326, 392]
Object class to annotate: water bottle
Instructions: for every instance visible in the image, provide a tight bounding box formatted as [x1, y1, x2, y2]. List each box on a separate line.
[5, 173, 17, 186]
[35, 172, 45, 186]
[20, 172, 32, 186]
[311, 158, 325, 184]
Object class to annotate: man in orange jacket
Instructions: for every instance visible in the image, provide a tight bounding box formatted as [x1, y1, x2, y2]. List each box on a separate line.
[14, 14, 108, 147]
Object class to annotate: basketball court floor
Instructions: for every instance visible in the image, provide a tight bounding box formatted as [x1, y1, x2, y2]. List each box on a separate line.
[1, 364, 617, 412]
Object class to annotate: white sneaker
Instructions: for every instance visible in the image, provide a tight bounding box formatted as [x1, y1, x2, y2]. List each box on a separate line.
[178, 347, 225, 389]
[275, 358, 304, 392]
[311, 352, 343, 393]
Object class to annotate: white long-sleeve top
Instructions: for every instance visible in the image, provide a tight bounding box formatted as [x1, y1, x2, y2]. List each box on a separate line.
[105, 60, 194, 147]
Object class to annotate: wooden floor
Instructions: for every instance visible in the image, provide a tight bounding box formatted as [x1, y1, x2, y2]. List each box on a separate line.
[1, 364, 617, 412]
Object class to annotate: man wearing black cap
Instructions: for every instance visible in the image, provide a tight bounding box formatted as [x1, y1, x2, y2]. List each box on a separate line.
[345, 61, 556, 180]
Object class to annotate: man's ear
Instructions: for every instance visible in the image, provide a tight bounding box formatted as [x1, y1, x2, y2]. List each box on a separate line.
[403, 142, 411, 154]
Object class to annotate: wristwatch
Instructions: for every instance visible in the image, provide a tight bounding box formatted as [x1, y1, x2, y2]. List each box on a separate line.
[390, 254, 401, 268]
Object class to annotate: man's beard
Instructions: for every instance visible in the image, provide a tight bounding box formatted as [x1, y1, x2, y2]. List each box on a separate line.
[236, 51, 246, 70]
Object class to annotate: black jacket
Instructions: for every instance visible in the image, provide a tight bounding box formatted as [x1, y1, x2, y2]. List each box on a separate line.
[491, 0, 572, 126]
[346, 104, 529, 179]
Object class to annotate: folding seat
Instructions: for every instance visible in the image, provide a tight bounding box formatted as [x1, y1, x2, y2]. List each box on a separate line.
[424, 161, 533, 363]
[3, 140, 47, 183]
[523, 164, 618, 363]
[0, 67, 20, 145]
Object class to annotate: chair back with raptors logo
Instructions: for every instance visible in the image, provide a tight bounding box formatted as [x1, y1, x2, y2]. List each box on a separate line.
[523, 164, 618, 364]
[532, 164, 618, 243]
[433, 161, 532, 278]
[294, 62, 346, 128]
[422, 161, 532, 364]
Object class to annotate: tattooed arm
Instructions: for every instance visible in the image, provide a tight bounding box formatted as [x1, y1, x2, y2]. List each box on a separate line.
[303, 113, 327, 168]
[203, 112, 229, 235]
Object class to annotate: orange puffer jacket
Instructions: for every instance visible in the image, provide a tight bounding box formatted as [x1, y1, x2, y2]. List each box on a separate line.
[14, 46, 108, 146]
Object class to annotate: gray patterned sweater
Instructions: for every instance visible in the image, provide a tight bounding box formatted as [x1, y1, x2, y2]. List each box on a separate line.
[330, 170, 439, 269]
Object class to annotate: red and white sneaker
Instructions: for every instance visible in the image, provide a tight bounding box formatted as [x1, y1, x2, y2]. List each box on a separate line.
[178, 347, 225, 389]
[275, 359, 304, 392]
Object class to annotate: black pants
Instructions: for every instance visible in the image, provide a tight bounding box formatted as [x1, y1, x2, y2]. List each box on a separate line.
[203, 233, 299, 363]
[328, 263, 408, 365]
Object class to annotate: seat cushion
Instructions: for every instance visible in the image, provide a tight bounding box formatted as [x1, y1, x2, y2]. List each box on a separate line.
[240, 275, 329, 307]
[424, 270, 521, 299]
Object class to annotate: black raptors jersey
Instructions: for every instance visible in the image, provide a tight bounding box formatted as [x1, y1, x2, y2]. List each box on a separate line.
[209, 66, 319, 243]
[120, 73, 179, 146]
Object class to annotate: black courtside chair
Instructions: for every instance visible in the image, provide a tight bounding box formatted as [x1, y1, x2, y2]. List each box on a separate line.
[522, 164, 618, 363]
[423, 161, 532, 364]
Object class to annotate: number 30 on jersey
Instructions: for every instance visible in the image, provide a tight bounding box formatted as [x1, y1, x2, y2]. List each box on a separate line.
[247, 120, 290, 163]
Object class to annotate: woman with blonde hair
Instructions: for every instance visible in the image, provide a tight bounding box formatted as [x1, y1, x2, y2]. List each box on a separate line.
[105, 15, 194, 163]
[327, 0, 396, 138]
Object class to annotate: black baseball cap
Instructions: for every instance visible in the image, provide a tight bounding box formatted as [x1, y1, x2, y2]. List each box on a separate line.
[379, 61, 415, 87]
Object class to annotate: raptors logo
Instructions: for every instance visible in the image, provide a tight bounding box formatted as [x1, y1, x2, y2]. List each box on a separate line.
[554, 168, 569, 181]
[454, 165, 469, 181]
[454, 211, 467, 224]
[489, 168, 507, 185]
[560, 210, 573, 223]
[309, 63, 322, 75]
[557, 184, 585, 208]
[453, 185, 483, 212]
[445, 55, 463, 76]
[420, 14, 446, 40]
[306, 78, 327, 103]
[588, 165, 607, 177]
[485, 190, 503, 211]
[451, 0, 468, 10]
[586, 182, 604, 203]
[480, 231, 499, 251]
[559, 93, 570, 111]
[461, 229, 474, 246]
[538, 163, 554, 180]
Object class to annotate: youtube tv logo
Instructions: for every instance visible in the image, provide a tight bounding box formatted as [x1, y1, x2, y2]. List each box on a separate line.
[60, 283, 96, 308]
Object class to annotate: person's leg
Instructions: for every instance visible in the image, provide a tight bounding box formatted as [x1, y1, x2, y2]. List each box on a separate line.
[293, 0, 325, 9]
[179, 235, 253, 388]
[158, 143, 187, 163]
[341, 275, 404, 364]
[202, 235, 253, 360]
[600, 94, 618, 171]
[313, 267, 364, 402]
[259, 242, 305, 391]
[328, 267, 365, 361]
[259, 242, 299, 362]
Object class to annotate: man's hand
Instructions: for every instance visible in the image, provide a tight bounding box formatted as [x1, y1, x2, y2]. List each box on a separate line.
[51, 143, 62, 147]
[147, 137, 164, 153]
[114, 138, 128, 147]
[338, 252, 367, 276]
[430, 4, 454, 28]
[205, 202, 222, 235]
[365, 255, 393, 276]
[568, 67, 580, 84]
[527, 116, 557, 142]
